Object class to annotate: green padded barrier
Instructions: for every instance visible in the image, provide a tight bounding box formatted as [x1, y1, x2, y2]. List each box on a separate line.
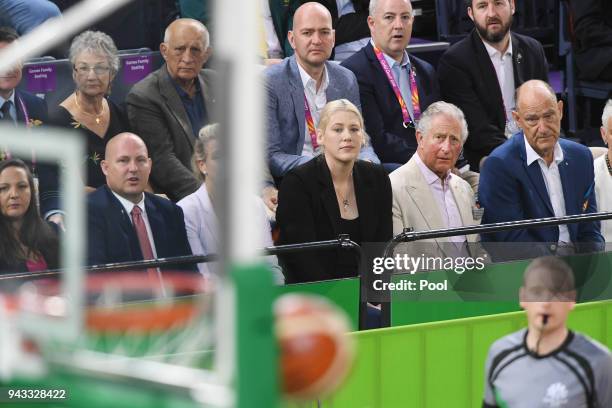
[282, 301, 611, 408]
[390, 251, 612, 326]
[278, 278, 361, 331]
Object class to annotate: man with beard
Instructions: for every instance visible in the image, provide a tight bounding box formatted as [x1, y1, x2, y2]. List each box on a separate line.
[437, 0, 548, 171]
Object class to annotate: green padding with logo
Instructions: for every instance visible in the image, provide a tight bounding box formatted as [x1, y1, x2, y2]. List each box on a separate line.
[282, 301, 612, 408]
[390, 250, 612, 326]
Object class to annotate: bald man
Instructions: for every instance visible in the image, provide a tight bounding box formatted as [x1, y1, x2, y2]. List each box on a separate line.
[126, 18, 215, 202]
[265, 2, 379, 179]
[86, 133, 195, 271]
[479, 80, 603, 253]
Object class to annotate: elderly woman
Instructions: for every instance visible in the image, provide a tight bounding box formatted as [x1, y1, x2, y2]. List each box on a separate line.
[595, 99, 612, 241]
[177, 124, 284, 283]
[277, 99, 393, 284]
[0, 159, 59, 274]
[48, 30, 128, 191]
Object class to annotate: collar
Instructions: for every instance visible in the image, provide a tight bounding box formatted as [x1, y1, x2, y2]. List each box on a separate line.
[524, 135, 564, 166]
[297, 61, 329, 93]
[414, 152, 452, 186]
[522, 329, 574, 359]
[168, 66, 201, 100]
[111, 189, 146, 217]
[0, 90, 16, 106]
[482, 36, 513, 59]
[370, 39, 411, 69]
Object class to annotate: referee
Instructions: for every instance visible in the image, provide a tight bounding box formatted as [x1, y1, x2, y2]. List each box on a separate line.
[483, 257, 612, 408]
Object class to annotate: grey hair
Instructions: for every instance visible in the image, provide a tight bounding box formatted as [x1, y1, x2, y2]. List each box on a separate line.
[192, 123, 219, 181]
[416, 101, 469, 144]
[69, 31, 119, 76]
[164, 19, 210, 49]
[602, 99, 612, 130]
[369, 0, 412, 16]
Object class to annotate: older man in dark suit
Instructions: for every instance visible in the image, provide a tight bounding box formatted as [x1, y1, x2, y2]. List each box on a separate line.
[0, 26, 61, 225]
[126, 18, 214, 202]
[438, 0, 548, 171]
[479, 81, 603, 254]
[341, 0, 440, 170]
[87, 133, 194, 272]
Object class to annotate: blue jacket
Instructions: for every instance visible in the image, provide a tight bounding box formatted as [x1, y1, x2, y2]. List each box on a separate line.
[264, 55, 379, 178]
[13, 90, 60, 218]
[341, 42, 440, 165]
[479, 133, 603, 246]
[87, 185, 195, 271]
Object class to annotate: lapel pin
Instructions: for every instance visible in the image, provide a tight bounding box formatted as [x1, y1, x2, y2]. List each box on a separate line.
[516, 53, 523, 64]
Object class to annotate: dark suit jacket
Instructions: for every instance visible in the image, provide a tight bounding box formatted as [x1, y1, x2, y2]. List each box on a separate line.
[437, 30, 549, 170]
[479, 133, 603, 248]
[87, 185, 195, 271]
[126, 65, 215, 201]
[277, 155, 393, 284]
[12, 90, 60, 217]
[570, 0, 612, 81]
[341, 43, 440, 165]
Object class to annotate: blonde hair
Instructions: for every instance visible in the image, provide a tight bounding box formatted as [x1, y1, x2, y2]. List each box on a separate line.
[192, 123, 219, 181]
[317, 99, 368, 147]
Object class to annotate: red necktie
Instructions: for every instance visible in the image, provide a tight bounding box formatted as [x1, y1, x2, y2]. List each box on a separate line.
[131, 205, 164, 293]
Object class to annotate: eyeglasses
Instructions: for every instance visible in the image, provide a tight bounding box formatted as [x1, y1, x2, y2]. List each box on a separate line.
[74, 65, 111, 76]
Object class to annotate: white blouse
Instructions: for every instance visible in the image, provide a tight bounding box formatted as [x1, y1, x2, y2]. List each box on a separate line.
[594, 155, 612, 241]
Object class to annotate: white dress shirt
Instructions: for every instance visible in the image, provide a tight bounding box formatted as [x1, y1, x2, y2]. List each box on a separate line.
[524, 138, 571, 243]
[414, 153, 467, 245]
[297, 62, 329, 157]
[594, 155, 612, 241]
[111, 191, 159, 258]
[482, 39, 517, 136]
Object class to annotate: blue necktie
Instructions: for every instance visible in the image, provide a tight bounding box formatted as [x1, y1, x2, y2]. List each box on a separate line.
[0, 101, 13, 123]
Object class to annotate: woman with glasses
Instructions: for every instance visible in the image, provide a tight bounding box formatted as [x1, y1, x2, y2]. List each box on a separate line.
[276, 99, 393, 284]
[49, 30, 128, 191]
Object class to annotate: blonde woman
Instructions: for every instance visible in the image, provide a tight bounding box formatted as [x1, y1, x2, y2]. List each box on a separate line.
[177, 124, 284, 283]
[277, 99, 392, 284]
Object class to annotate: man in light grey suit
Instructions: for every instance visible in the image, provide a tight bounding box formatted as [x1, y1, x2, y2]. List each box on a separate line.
[390, 102, 482, 262]
[126, 18, 214, 202]
[265, 2, 379, 179]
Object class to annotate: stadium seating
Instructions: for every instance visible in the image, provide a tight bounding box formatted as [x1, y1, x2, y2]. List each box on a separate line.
[559, 0, 612, 135]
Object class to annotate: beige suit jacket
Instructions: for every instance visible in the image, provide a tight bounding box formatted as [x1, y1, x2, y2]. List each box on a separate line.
[389, 156, 482, 261]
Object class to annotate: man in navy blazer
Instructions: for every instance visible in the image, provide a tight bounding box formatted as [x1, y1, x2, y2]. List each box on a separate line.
[265, 2, 379, 179]
[479, 80, 603, 253]
[87, 133, 194, 271]
[0, 26, 60, 224]
[341, 0, 439, 168]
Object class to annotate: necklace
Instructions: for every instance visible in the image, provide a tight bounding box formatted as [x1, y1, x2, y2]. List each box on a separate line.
[74, 92, 104, 124]
[606, 153, 612, 176]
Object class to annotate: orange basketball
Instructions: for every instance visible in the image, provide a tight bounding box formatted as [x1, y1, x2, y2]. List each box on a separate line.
[275, 293, 355, 400]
